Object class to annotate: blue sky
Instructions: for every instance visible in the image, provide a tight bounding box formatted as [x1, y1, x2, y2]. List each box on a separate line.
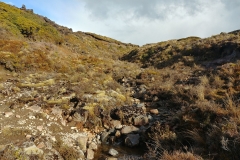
[1, 0, 240, 45]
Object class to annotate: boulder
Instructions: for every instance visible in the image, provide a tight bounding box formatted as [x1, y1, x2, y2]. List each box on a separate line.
[125, 134, 140, 147]
[72, 108, 88, 124]
[134, 115, 149, 126]
[108, 148, 118, 156]
[150, 109, 159, 115]
[115, 130, 121, 138]
[101, 131, 110, 142]
[76, 135, 88, 151]
[21, 4, 26, 10]
[88, 142, 98, 151]
[37, 142, 45, 149]
[102, 115, 112, 129]
[51, 107, 63, 118]
[4, 112, 13, 117]
[87, 149, 94, 160]
[136, 103, 145, 108]
[37, 125, 43, 131]
[78, 150, 85, 159]
[26, 105, 42, 112]
[121, 126, 139, 135]
[110, 120, 122, 128]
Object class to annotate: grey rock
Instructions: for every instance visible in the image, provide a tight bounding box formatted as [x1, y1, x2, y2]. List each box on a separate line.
[87, 149, 94, 160]
[108, 128, 115, 134]
[135, 103, 146, 113]
[136, 103, 145, 108]
[150, 109, 159, 115]
[134, 115, 149, 126]
[121, 126, 139, 135]
[4, 112, 13, 117]
[51, 107, 63, 118]
[26, 135, 32, 139]
[88, 142, 98, 151]
[5, 61, 14, 71]
[153, 96, 159, 101]
[125, 134, 140, 147]
[110, 120, 121, 128]
[27, 105, 41, 112]
[37, 142, 45, 149]
[148, 115, 153, 121]
[76, 135, 88, 151]
[78, 150, 85, 159]
[72, 108, 89, 123]
[108, 148, 118, 156]
[139, 125, 147, 132]
[115, 130, 121, 138]
[37, 125, 43, 131]
[101, 131, 110, 142]
[115, 124, 123, 129]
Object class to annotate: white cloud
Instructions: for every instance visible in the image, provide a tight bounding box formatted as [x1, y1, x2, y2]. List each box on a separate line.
[75, 0, 240, 45]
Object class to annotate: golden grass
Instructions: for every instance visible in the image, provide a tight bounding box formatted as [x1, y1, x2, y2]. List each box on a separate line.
[161, 150, 203, 160]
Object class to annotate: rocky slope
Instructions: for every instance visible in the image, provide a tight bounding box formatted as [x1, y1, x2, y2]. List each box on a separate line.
[1, 2, 240, 160]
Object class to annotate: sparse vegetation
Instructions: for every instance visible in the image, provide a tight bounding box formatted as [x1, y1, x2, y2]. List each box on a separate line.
[160, 150, 203, 160]
[1, 1, 240, 159]
[53, 139, 81, 160]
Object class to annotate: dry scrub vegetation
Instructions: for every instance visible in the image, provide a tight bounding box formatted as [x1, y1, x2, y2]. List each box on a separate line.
[1, 1, 240, 159]
[122, 30, 240, 159]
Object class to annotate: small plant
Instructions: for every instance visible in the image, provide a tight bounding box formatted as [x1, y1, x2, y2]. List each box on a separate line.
[53, 139, 81, 160]
[199, 75, 209, 86]
[212, 75, 225, 88]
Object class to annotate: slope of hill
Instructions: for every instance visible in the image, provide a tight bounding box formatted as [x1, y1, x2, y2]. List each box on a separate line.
[122, 33, 240, 68]
[1, 1, 240, 159]
[121, 31, 240, 159]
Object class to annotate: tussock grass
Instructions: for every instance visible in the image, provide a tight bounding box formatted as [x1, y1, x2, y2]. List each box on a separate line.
[161, 150, 203, 160]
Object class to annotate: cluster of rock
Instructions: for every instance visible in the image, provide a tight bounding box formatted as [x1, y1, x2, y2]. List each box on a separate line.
[20, 4, 33, 13]
[100, 104, 148, 146]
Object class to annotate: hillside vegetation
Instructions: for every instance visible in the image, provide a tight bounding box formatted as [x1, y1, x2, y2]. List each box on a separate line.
[1, 2, 240, 160]
[122, 30, 240, 159]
